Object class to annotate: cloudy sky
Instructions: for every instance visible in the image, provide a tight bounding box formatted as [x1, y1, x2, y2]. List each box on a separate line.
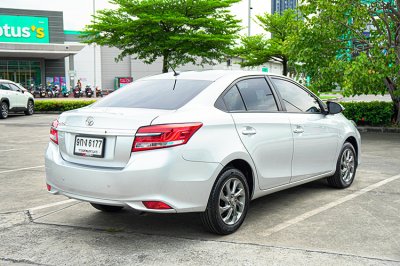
[0, 0, 271, 35]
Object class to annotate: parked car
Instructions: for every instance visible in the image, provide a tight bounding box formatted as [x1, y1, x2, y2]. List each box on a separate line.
[0, 79, 35, 119]
[45, 70, 361, 234]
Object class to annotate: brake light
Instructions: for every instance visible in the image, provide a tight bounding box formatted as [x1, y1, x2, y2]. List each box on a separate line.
[142, 201, 172, 210]
[132, 123, 202, 152]
[50, 119, 59, 144]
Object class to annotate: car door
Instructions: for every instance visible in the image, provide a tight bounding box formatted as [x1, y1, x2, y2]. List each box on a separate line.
[270, 77, 339, 183]
[0, 83, 15, 109]
[8, 83, 26, 108]
[222, 77, 293, 189]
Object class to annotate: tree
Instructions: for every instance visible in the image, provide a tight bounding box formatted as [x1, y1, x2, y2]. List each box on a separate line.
[83, 0, 241, 73]
[289, 0, 400, 124]
[234, 9, 302, 76]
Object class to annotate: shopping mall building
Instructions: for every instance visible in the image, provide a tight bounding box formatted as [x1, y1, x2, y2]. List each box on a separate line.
[0, 7, 283, 91]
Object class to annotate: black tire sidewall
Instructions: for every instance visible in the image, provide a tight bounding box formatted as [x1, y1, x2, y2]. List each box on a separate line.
[26, 100, 34, 115]
[207, 168, 250, 234]
[1, 102, 8, 119]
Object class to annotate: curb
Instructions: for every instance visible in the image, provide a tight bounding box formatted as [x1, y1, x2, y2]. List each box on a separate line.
[34, 111, 62, 114]
[357, 126, 400, 133]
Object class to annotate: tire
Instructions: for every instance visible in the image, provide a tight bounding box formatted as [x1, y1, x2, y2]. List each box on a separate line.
[200, 167, 250, 235]
[90, 203, 124, 212]
[0, 101, 9, 119]
[327, 142, 357, 188]
[24, 100, 34, 115]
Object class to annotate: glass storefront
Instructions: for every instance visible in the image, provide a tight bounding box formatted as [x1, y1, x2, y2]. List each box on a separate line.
[0, 60, 41, 87]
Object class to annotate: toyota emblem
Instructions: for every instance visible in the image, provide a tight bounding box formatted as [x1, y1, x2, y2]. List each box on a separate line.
[86, 117, 94, 127]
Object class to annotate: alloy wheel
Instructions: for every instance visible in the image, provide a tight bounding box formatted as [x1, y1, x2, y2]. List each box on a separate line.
[219, 177, 246, 225]
[1, 102, 8, 118]
[340, 148, 355, 183]
[28, 101, 34, 114]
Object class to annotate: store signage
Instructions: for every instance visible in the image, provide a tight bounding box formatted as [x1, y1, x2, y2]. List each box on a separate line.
[0, 15, 49, 43]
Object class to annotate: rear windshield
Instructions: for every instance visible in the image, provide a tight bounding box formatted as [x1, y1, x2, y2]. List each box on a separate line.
[93, 79, 212, 110]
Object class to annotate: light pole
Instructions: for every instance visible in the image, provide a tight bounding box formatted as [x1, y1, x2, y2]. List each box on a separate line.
[248, 0, 252, 36]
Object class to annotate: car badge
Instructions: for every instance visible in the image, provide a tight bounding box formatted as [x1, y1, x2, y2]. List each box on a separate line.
[86, 117, 94, 127]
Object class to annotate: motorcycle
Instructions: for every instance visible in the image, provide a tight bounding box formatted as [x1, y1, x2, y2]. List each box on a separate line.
[46, 87, 54, 98]
[29, 84, 35, 95]
[53, 86, 61, 98]
[85, 86, 93, 98]
[96, 87, 103, 98]
[73, 86, 81, 98]
[61, 84, 70, 97]
[39, 86, 46, 98]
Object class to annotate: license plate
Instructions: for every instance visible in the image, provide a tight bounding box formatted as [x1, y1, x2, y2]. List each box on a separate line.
[74, 136, 105, 158]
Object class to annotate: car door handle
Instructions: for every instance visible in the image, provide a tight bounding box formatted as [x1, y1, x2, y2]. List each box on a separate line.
[242, 127, 257, 135]
[293, 125, 304, 134]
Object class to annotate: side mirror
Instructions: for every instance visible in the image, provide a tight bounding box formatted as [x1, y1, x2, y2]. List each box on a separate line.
[327, 101, 344, 115]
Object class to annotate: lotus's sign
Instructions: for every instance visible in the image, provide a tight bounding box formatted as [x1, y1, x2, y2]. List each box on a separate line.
[0, 15, 49, 43]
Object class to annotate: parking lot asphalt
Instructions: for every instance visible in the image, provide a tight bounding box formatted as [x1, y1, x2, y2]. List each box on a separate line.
[1, 114, 399, 265]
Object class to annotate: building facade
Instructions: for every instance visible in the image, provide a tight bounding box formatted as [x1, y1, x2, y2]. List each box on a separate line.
[272, 0, 298, 14]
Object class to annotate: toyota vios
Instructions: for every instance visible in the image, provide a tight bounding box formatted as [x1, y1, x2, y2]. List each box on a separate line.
[45, 70, 361, 234]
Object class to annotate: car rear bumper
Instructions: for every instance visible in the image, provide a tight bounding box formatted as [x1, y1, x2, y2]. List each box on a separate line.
[45, 142, 223, 213]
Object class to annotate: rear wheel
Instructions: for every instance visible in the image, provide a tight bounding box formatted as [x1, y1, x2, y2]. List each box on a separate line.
[200, 167, 250, 235]
[24, 100, 34, 115]
[0, 101, 9, 119]
[90, 203, 123, 212]
[327, 142, 357, 188]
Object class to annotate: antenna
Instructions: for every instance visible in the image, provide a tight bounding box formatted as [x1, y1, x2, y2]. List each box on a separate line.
[167, 62, 180, 76]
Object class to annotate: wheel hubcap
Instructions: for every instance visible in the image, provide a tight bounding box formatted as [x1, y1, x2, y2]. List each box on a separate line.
[1, 103, 8, 117]
[28, 102, 34, 114]
[219, 177, 246, 225]
[340, 148, 355, 183]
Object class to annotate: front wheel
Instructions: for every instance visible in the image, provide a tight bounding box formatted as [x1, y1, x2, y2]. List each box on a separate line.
[90, 203, 123, 212]
[327, 142, 357, 188]
[0, 101, 9, 119]
[200, 167, 250, 235]
[24, 100, 34, 115]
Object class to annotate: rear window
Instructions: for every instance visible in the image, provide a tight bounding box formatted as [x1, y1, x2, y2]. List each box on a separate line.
[93, 79, 212, 110]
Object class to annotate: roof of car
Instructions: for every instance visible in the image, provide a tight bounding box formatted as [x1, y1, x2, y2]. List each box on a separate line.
[140, 70, 282, 82]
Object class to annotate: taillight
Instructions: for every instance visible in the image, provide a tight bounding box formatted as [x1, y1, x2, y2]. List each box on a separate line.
[132, 123, 202, 152]
[50, 119, 59, 144]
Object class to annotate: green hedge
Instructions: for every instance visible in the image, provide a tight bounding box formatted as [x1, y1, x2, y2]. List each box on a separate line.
[35, 100, 96, 112]
[34, 99, 393, 126]
[341, 101, 393, 126]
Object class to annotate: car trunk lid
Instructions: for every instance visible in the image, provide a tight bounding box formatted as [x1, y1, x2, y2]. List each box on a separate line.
[56, 107, 173, 168]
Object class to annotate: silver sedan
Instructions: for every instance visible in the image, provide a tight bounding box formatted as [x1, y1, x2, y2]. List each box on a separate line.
[45, 70, 361, 235]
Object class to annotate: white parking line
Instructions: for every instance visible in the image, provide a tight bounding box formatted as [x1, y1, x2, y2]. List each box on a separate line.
[261, 174, 400, 237]
[0, 148, 25, 152]
[29, 199, 77, 212]
[0, 165, 44, 174]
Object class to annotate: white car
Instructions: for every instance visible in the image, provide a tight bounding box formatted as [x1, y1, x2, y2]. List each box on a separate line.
[0, 79, 35, 119]
[45, 70, 361, 234]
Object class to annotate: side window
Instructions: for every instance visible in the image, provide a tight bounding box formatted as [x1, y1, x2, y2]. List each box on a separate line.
[0, 83, 11, 91]
[223, 86, 246, 112]
[236, 78, 278, 111]
[271, 78, 321, 113]
[8, 83, 21, 92]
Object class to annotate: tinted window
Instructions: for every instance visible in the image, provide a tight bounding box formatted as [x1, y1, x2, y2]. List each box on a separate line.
[271, 78, 321, 113]
[223, 86, 246, 111]
[0, 83, 11, 91]
[8, 83, 21, 92]
[236, 78, 278, 111]
[93, 79, 212, 110]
